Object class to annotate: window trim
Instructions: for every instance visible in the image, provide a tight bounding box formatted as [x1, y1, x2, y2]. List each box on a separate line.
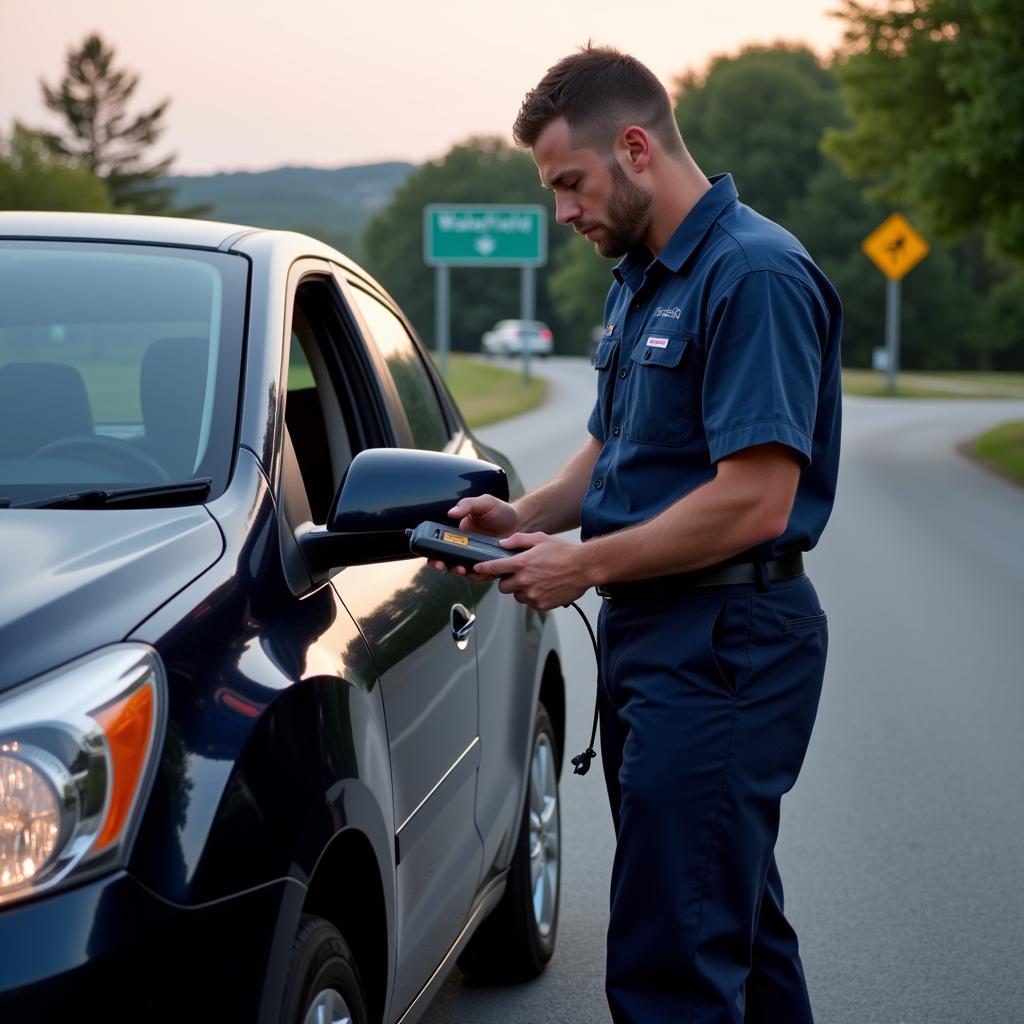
[338, 271, 462, 452]
[276, 263, 395, 506]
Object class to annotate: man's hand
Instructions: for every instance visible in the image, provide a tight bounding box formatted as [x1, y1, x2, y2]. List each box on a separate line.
[473, 532, 590, 611]
[450, 493, 519, 537]
[426, 494, 520, 579]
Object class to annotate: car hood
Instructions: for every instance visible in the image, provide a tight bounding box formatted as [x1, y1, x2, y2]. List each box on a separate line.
[0, 507, 224, 694]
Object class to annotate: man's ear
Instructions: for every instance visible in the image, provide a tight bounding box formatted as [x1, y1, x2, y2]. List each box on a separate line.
[617, 125, 652, 173]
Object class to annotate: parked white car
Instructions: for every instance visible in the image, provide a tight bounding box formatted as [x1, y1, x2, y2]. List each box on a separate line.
[481, 319, 553, 357]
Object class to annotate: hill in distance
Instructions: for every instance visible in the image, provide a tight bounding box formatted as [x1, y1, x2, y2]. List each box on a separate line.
[165, 161, 416, 259]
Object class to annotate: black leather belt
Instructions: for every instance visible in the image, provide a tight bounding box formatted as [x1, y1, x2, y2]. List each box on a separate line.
[596, 551, 804, 603]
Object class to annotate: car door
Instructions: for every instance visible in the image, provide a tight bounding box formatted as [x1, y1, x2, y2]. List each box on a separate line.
[331, 274, 483, 1015]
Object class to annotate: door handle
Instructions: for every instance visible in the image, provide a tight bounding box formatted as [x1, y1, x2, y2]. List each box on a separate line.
[451, 603, 476, 649]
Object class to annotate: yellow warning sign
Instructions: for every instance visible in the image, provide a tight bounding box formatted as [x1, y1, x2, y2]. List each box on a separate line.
[862, 213, 929, 281]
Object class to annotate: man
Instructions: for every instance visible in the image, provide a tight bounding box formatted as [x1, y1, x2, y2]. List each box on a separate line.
[436, 46, 841, 1023]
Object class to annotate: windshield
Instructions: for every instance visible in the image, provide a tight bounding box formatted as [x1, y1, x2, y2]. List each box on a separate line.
[0, 240, 247, 506]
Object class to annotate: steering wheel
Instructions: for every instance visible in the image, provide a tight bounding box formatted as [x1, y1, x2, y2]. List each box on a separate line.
[31, 435, 173, 484]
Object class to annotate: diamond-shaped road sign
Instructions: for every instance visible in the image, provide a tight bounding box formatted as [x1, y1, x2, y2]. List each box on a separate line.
[862, 213, 930, 280]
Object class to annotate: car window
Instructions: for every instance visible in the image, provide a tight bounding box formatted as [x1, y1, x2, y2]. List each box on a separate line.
[284, 280, 361, 524]
[347, 287, 451, 453]
[0, 241, 246, 504]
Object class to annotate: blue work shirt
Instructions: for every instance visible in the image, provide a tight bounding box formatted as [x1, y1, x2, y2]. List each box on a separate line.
[581, 173, 842, 561]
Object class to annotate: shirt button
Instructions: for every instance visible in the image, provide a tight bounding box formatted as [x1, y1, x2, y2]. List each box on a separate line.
[612, 426, 620, 436]
[632, 302, 641, 312]
[644, 348, 652, 360]
[594, 478, 604, 490]
[619, 368, 629, 379]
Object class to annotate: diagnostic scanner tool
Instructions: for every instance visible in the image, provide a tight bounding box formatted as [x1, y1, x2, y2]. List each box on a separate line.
[407, 521, 522, 572]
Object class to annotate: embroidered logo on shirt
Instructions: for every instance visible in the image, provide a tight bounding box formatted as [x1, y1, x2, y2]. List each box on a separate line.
[645, 335, 670, 349]
[654, 306, 682, 319]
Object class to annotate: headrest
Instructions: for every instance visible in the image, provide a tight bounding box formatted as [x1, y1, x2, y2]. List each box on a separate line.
[140, 337, 210, 477]
[0, 361, 94, 459]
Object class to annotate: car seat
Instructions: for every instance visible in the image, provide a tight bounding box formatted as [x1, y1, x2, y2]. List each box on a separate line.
[139, 337, 209, 478]
[0, 362, 95, 459]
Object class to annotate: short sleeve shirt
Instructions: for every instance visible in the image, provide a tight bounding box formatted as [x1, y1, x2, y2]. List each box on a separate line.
[581, 174, 842, 561]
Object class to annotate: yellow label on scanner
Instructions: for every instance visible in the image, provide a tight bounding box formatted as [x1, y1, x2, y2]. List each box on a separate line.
[443, 532, 470, 547]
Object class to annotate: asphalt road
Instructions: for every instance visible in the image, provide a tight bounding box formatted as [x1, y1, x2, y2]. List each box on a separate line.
[423, 357, 1024, 1024]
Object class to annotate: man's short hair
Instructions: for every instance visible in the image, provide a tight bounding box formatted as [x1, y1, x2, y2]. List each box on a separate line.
[513, 45, 684, 157]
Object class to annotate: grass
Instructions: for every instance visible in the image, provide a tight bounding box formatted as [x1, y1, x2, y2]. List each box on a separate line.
[842, 368, 1024, 399]
[431, 352, 548, 428]
[973, 420, 1024, 486]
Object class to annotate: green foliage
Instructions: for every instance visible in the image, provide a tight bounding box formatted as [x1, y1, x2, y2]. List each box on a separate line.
[360, 40, 1022, 369]
[0, 122, 112, 212]
[363, 138, 573, 353]
[974, 419, 1024, 484]
[38, 33, 196, 215]
[547, 235, 616, 351]
[676, 44, 845, 223]
[971, 264, 1024, 369]
[825, 0, 1024, 260]
[670, 41, 1018, 370]
[433, 353, 548, 428]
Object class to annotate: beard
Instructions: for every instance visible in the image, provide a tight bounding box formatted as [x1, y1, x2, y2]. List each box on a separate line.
[592, 162, 654, 259]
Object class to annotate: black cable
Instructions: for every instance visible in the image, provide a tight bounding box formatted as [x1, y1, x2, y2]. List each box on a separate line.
[567, 600, 601, 777]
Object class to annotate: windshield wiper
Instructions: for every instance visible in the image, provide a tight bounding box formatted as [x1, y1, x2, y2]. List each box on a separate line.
[9, 478, 213, 510]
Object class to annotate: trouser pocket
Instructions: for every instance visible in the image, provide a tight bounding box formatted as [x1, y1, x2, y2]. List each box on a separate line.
[707, 596, 752, 696]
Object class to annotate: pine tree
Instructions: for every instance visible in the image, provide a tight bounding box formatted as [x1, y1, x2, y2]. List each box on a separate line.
[39, 33, 198, 215]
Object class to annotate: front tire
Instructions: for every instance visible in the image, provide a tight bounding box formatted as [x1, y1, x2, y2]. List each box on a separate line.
[457, 702, 561, 982]
[282, 915, 369, 1024]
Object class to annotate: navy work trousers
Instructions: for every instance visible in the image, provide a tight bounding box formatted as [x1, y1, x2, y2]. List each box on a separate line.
[597, 574, 827, 1023]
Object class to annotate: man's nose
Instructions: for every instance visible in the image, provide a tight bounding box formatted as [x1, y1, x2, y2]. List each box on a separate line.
[555, 194, 581, 225]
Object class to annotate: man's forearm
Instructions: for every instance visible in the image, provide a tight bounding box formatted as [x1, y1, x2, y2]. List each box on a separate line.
[513, 435, 602, 535]
[577, 446, 800, 586]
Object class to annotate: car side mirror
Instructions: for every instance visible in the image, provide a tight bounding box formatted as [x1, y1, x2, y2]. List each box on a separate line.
[296, 447, 510, 573]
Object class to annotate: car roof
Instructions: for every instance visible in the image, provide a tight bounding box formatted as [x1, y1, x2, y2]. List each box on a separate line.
[0, 208, 380, 283]
[0, 210, 259, 249]
[0, 211, 411, 329]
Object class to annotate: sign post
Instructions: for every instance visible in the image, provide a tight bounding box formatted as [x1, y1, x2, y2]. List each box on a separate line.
[861, 213, 930, 393]
[424, 204, 547, 380]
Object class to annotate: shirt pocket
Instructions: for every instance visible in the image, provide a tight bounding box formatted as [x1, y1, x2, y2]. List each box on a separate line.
[590, 335, 619, 435]
[626, 331, 694, 446]
[591, 336, 618, 370]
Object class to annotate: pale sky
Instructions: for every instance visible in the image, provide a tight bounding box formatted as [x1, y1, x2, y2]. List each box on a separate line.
[0, 0, 847, 174]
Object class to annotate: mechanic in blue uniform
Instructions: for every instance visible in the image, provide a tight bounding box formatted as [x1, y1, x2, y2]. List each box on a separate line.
[434, 46, 841, 1024]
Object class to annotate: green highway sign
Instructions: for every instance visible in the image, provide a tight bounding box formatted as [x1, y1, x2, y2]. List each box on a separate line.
[424, 204, 547, 267]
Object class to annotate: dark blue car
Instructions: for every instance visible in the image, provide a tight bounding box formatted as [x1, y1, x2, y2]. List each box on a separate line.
[0, 213, 565, 1023]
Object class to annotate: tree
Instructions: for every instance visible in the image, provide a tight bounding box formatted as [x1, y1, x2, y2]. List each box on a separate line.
[972, 264, 1024, 369]
[39, 33, 191, 215]
[0, 122, 112, 212]
[364, 137, 573, 353]
[669, 41, 1011, 369]
[825, 0, 1024, 260]
[547, 236, 618, 353]
[675, 45, 845, 223]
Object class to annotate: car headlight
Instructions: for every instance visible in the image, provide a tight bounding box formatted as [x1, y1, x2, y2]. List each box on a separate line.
[0, 644, 165, 906]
